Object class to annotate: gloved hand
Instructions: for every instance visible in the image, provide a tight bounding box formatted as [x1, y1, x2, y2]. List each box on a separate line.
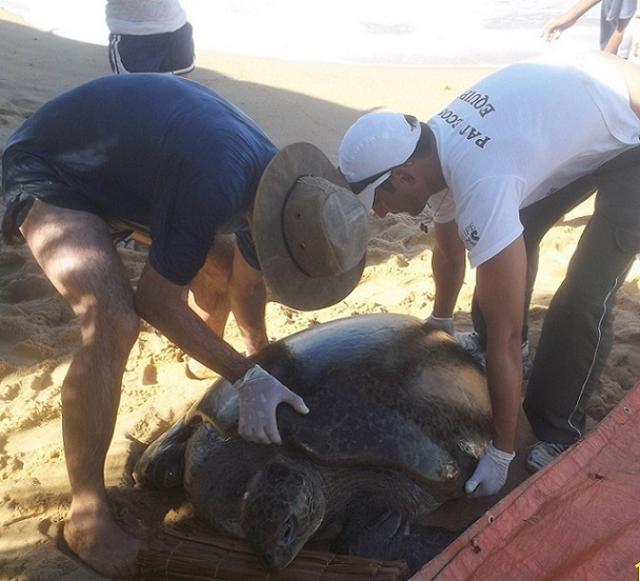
[465, 442, 515, 497]
[426, 313, 455, 335]
[233, 364, 309, 445]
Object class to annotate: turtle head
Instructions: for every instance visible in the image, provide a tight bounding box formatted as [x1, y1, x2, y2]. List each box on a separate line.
[241, 456, 326, 571]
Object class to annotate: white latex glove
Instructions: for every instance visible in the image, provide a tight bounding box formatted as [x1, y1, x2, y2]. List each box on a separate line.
[426, 313, 455, 335]
[233, 364, 309, 445]
[465, 442, 515, 497]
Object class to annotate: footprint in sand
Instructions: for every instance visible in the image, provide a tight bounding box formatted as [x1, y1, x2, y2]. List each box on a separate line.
[0, 382, 20, 401]
[0, 248, 57, 305]
[0, 95, 38, 119]
[3, 274, 57, 304]
[0, 247, 28, 274]
[142, 362, 157, 385]
[30, 371, 53, 391]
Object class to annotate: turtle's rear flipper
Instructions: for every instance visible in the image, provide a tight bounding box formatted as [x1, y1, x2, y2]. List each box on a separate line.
[333, 510, 460, 575]
[133, 416, 202, 490]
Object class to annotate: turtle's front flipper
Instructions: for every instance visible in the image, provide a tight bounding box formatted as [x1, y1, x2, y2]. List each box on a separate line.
[186, 378, 239, 435]
[133, 416, 201, 490]
[333, 509, 461, 574]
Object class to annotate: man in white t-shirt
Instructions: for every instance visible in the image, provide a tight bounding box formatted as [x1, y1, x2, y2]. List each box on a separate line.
[338, 52, 640, 497]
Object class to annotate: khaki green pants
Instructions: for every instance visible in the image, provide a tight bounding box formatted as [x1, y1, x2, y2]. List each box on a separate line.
[471, 146, 640, 443]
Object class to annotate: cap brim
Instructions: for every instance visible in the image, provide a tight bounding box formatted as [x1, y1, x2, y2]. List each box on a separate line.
[357, 171, 391, 211]
[253, 142, 366, 311]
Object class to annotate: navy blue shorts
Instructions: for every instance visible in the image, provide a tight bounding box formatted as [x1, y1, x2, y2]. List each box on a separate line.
[1, 150, 101, 244]
[108, 22, 195, 75]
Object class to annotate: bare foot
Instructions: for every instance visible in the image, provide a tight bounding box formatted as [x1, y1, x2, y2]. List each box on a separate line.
[63, 502, 140, 579]
[185, 357, 217, 380]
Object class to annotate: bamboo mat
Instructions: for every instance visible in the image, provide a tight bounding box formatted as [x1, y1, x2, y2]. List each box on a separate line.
[137, 529, 410, 581]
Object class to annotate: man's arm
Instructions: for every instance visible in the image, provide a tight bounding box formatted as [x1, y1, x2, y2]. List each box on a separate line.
[475, 235, 527, 453]
[135, 262, 308, 444]
[431, 220, 466, 317]
[136, 262, 252, 381]
[464, 235, 526, 497]
[542, 0, 601, 41]
[228, 242, 269, 355]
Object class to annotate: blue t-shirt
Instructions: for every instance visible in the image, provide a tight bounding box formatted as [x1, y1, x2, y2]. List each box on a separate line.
[3, 74, 277, 285]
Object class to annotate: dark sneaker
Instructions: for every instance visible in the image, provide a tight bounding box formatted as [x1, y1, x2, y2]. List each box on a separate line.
[526, 441, 571, 473]
[455, 331, 531, 377]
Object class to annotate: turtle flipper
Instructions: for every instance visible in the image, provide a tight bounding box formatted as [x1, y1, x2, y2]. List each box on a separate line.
[133, 416, 200, 490]
[186, 378, 239, 435]
[333, 509, 460, 575]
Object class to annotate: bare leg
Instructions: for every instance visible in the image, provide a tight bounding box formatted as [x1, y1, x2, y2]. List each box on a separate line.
[188, 233, 268, 365]
[187, 235, 234, 378]
[20, 200, 141, 578]
[227, 241, 268, 354]
[188, 234, 235, 336]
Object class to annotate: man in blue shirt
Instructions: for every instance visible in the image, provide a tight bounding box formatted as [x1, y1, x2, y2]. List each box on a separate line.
[1, 74, 369, 578]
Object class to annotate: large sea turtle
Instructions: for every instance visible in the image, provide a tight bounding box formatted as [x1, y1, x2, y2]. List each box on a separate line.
[134, 313, 492, 572]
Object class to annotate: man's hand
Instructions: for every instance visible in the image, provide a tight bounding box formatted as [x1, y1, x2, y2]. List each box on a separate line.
[541, 0, 601, 42]
[426, 313, 455, 335]
[465, 442, 515, 497]
[234, 364, 309, 445]
[541, 15, 573, 41]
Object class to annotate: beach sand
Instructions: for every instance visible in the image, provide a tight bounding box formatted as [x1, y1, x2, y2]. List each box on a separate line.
[1, 8, 640, 580]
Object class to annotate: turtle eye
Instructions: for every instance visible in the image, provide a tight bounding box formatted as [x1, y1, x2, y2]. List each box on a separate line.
[281, 518, 294, 545]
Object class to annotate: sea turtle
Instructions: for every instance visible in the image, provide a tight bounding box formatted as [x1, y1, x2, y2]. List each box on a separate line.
[133, 313, 492, 572]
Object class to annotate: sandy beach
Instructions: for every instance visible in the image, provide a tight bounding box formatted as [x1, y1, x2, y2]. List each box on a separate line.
[2, 6, 640, 580]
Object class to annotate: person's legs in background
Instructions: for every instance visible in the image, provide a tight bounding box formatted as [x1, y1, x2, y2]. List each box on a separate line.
[108, 22, 195, 76]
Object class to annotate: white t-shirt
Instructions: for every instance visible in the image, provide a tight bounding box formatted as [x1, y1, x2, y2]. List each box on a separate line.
[428, 52, 640, 268]
[106, 0, 187, 35]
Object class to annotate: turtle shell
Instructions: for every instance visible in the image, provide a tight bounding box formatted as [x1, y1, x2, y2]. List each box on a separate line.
[192, 314, 492, 498]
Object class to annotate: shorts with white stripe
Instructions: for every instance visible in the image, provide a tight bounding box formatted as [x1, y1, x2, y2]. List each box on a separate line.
[108, 22, 195, 75]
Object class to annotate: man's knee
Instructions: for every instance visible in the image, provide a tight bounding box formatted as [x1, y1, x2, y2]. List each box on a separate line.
[200, 243, 234, 284]
[85, 307, 140, 355]
[110, 310, 140, 348]
[187, 236, 235, 308]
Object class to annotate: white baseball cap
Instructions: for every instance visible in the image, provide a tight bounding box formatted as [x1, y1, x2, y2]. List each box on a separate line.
[338, 112, 421, 210]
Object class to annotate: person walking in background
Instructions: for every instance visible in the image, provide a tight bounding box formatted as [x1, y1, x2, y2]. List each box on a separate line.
[543, 0, 638, 56]
[619, 4, 640, 60]
[107, 0, 195, 75]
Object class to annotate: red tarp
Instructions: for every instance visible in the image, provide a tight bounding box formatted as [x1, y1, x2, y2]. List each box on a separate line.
[412, 384, 640, 581]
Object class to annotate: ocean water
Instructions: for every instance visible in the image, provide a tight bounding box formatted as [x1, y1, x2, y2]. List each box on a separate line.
[0, 0, 603, 66]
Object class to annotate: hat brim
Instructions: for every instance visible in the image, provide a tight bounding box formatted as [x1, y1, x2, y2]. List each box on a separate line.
[358, 171, 391, 211]
[253, 142, 366, 311]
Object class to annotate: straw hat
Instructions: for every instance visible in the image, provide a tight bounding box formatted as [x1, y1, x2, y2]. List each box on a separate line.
[252, 142, 369, 311]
